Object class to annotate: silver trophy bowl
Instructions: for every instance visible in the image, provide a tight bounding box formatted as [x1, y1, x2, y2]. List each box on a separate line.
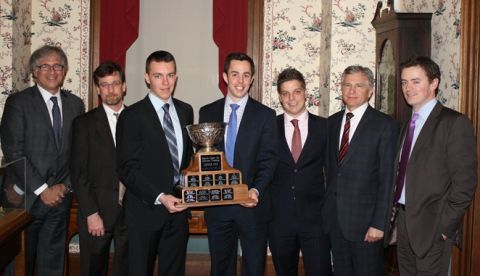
[186, 122, 225, 152]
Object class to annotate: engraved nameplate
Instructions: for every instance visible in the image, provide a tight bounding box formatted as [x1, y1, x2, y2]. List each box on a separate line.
[200, 154, 222, 172]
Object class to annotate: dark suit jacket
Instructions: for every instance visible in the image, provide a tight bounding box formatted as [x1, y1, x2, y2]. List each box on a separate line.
[0, 85, 85, 210]
[116, 96, 193, 230]
[323, 105, 398, 242]
[271, 113, 327, 224]
[199, 97, 277, 223]
[71, 105, 122, 227]
[391, 102, 477, 257]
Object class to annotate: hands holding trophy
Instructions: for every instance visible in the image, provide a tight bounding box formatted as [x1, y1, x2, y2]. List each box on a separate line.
[176, 122, 253, 207]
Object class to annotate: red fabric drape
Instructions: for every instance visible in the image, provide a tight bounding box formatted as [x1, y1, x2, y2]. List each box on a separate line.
[213, 0, 248, 95]
[99, 0, 139, 68]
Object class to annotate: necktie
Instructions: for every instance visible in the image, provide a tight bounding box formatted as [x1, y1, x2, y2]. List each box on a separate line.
[113, 112, 119, 120]
[50, 96, 62, 149]
[393, 112, 419, 204]
[291, 119, 302, 163]
[338, 112, 353, 164]
[162, 104, 180, 186]
[226, 104, 240, 166]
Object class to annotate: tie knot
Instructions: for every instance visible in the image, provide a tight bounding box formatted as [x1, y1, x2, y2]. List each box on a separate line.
[346, 112, 353, 120]
[50, 96, 58, 104]
[162, 103, 170, 112]
[230, 104, 239, 112]
[291, 119, 299, 128]
[411, 112, 419, 122]
[113, 112, 119, 119]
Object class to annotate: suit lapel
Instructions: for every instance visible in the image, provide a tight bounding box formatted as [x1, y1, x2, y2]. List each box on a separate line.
[33, 86, 58, 150]
[409, 102, 443, 161]
[173, 99, 190, 166]
[331, 112, 343, 163]
[340, 106, 373, 165]
[298, 113, 316, 164]
[235, 98, 254, 160]
[94, 106, 116, 152]
[277, 114, 295, 165]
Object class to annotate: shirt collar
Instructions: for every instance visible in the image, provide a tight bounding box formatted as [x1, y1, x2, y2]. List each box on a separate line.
[415, 98, 437, 120]
[148, 92, 174, 111]
[284, 109, 308, 124]
[345, 101, 369, 118]
[225, 94, 248, 109]
[38, 85, 61, 102]
[102, 103, 125, 116]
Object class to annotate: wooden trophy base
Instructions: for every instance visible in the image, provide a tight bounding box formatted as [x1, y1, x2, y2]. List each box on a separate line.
[179, 150, 253, 208]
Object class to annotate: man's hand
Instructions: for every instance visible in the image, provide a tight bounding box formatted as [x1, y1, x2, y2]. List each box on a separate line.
[4, 184, 23, 207]
[364, 227, 384, 243]
[87, 213, 105, 237]
[40, 184, 68, 207]
[240, 188, 259, 208]
[159, 194, 187, 213]
[441, 234, 447, 240]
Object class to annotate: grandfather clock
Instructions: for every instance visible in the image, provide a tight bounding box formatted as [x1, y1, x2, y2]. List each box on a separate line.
[371, 0, 432, 123]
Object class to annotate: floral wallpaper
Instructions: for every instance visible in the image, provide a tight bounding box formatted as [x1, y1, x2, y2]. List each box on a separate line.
[262, 0, 326, 116]
[263, 0, 462, 116]
[0, 0, 90, 122]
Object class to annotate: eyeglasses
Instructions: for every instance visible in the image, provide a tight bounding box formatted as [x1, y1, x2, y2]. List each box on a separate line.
[98, 81, 123, 89]
[341, 83, 369, 90]
[37, 64, 65, 72]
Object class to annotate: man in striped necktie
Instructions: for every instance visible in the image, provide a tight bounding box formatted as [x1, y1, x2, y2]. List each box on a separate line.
[322, 65, 398, 276]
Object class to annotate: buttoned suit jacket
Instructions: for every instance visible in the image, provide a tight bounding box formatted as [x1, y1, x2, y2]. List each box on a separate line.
[388, 102, 477, 258]
[271, 113, 328, 225]
[0, 85, 85, 210]
[198, 97, 277, 223]
[323, 105, 398, 242]
[71, 105, 123, 228]
[116, 96, 193, 230]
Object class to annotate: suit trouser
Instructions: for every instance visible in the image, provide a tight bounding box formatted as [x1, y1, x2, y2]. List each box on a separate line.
[206, 206, 268, 276]
[268, 219, 332, 276]
[327, 206, 383, 276]
[77, 205, 128, 276]
[26, 193, 72, 276]
[396, 206, 452, 276]
[127, 211, 189, 276]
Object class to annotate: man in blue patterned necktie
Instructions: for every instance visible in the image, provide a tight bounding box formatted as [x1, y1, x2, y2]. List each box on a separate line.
[116, 50, 194, 276]
[199, 52, 278, 276]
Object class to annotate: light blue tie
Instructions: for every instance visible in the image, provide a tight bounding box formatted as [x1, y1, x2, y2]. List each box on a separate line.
[226, 104, 239, 166]
[162, 103, 180, 186]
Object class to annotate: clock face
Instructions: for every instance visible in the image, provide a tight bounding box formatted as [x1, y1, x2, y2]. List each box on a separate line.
[377, 39, 395, 117]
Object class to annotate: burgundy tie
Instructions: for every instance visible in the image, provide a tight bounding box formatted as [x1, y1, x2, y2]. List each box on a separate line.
[338, 112, 353, 164]
[291, 119, 302, 163]
[393, 113, 419, 204]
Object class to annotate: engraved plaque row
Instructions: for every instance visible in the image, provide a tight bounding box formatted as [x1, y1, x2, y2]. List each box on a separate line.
[186, 172, 240, 187]
[183, 187, 234, 203]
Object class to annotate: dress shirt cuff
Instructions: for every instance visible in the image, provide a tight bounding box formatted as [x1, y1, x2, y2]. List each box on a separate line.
[154, 192, 165, 205]
[34, 183, 48, 196]
[251, 188, 259, 197]
[13, 184, 25, 195]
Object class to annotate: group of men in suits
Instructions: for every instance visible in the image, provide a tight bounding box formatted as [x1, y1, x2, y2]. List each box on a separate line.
[0, 43, 476, 276]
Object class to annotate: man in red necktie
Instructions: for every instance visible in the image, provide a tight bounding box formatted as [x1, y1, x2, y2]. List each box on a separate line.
[268, 68, 332, 276]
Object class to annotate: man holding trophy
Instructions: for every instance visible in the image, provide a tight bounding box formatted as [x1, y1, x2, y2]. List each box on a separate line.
[199, 52, 278, 276]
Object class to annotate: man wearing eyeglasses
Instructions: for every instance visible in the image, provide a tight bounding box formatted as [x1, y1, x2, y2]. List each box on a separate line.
[71, 61, 128, 276]
[0, 45, 85, 276]
[322, 65, 398, 275]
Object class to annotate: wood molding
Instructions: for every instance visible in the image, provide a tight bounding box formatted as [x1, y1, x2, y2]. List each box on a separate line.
[89, 0, 101, 109]
[247, 0, 264, 102]
[452, 0, 480, 275]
